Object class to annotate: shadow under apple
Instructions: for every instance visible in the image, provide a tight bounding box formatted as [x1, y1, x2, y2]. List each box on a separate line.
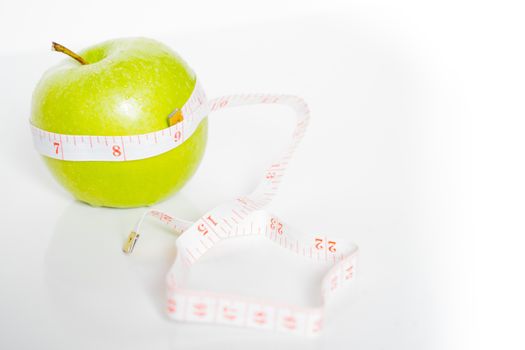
[43, 195, 201, 345]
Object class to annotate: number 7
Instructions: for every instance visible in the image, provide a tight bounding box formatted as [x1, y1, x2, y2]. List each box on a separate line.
[53, 141, 60, 155]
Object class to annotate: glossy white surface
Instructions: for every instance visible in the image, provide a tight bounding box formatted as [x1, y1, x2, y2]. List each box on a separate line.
[1, 2, 524, 349]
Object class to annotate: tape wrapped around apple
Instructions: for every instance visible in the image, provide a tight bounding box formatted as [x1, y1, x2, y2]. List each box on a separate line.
[30, 38, 208, 208]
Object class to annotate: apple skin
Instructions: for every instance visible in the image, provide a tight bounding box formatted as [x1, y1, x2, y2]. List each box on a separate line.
[31, 38, 207, 208]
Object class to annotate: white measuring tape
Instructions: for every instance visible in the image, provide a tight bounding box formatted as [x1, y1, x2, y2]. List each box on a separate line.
[30, 80, 359, 336]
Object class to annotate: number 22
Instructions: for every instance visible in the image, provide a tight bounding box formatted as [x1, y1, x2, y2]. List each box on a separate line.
[315, 238, 337, 252]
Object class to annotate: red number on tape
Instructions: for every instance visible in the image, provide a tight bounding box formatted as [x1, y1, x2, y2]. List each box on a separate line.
[112, 145, 122, 157]
[223, 306, 237, 320]
[315, 238, 323, 250]
[254, 311, 267, 324]
[207, 215, 218, 226]
[345, 265, 354, 280]
[270, 218, 283, 234]
[266, 171, 276, 179]
[283, 316, 297, 330]
[53, 141, 60, 155]
[197, 223, 208, 236]
[167, 299, 177, 313]
[193, 303, 207, 316]
[212, 100, 228, 109]
[328, 240, 337, 253]
[174, 130, 182, 142]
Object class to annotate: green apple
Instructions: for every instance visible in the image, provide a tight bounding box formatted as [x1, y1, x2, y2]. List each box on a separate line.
[30, 38, 207, 208]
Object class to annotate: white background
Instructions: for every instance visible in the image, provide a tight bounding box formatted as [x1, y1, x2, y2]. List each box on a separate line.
[1, 1, 524, 349]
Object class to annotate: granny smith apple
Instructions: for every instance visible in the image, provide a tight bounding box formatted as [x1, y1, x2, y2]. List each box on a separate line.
[31, 38, 207, 208]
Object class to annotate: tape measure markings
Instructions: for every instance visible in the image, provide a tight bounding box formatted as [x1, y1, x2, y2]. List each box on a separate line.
[30, 79, 359, 336]
[30, 81, 207, 162]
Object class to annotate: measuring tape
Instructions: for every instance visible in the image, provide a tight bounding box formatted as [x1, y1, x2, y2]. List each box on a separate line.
[30, 80, 359, 336]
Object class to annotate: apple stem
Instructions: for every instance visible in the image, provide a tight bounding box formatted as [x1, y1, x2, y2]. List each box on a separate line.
[51, 42, 88, 65]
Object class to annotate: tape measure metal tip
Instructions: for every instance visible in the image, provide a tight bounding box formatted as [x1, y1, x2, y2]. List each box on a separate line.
[123, 231, 140, 254]
[167, 109, 184, 126]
